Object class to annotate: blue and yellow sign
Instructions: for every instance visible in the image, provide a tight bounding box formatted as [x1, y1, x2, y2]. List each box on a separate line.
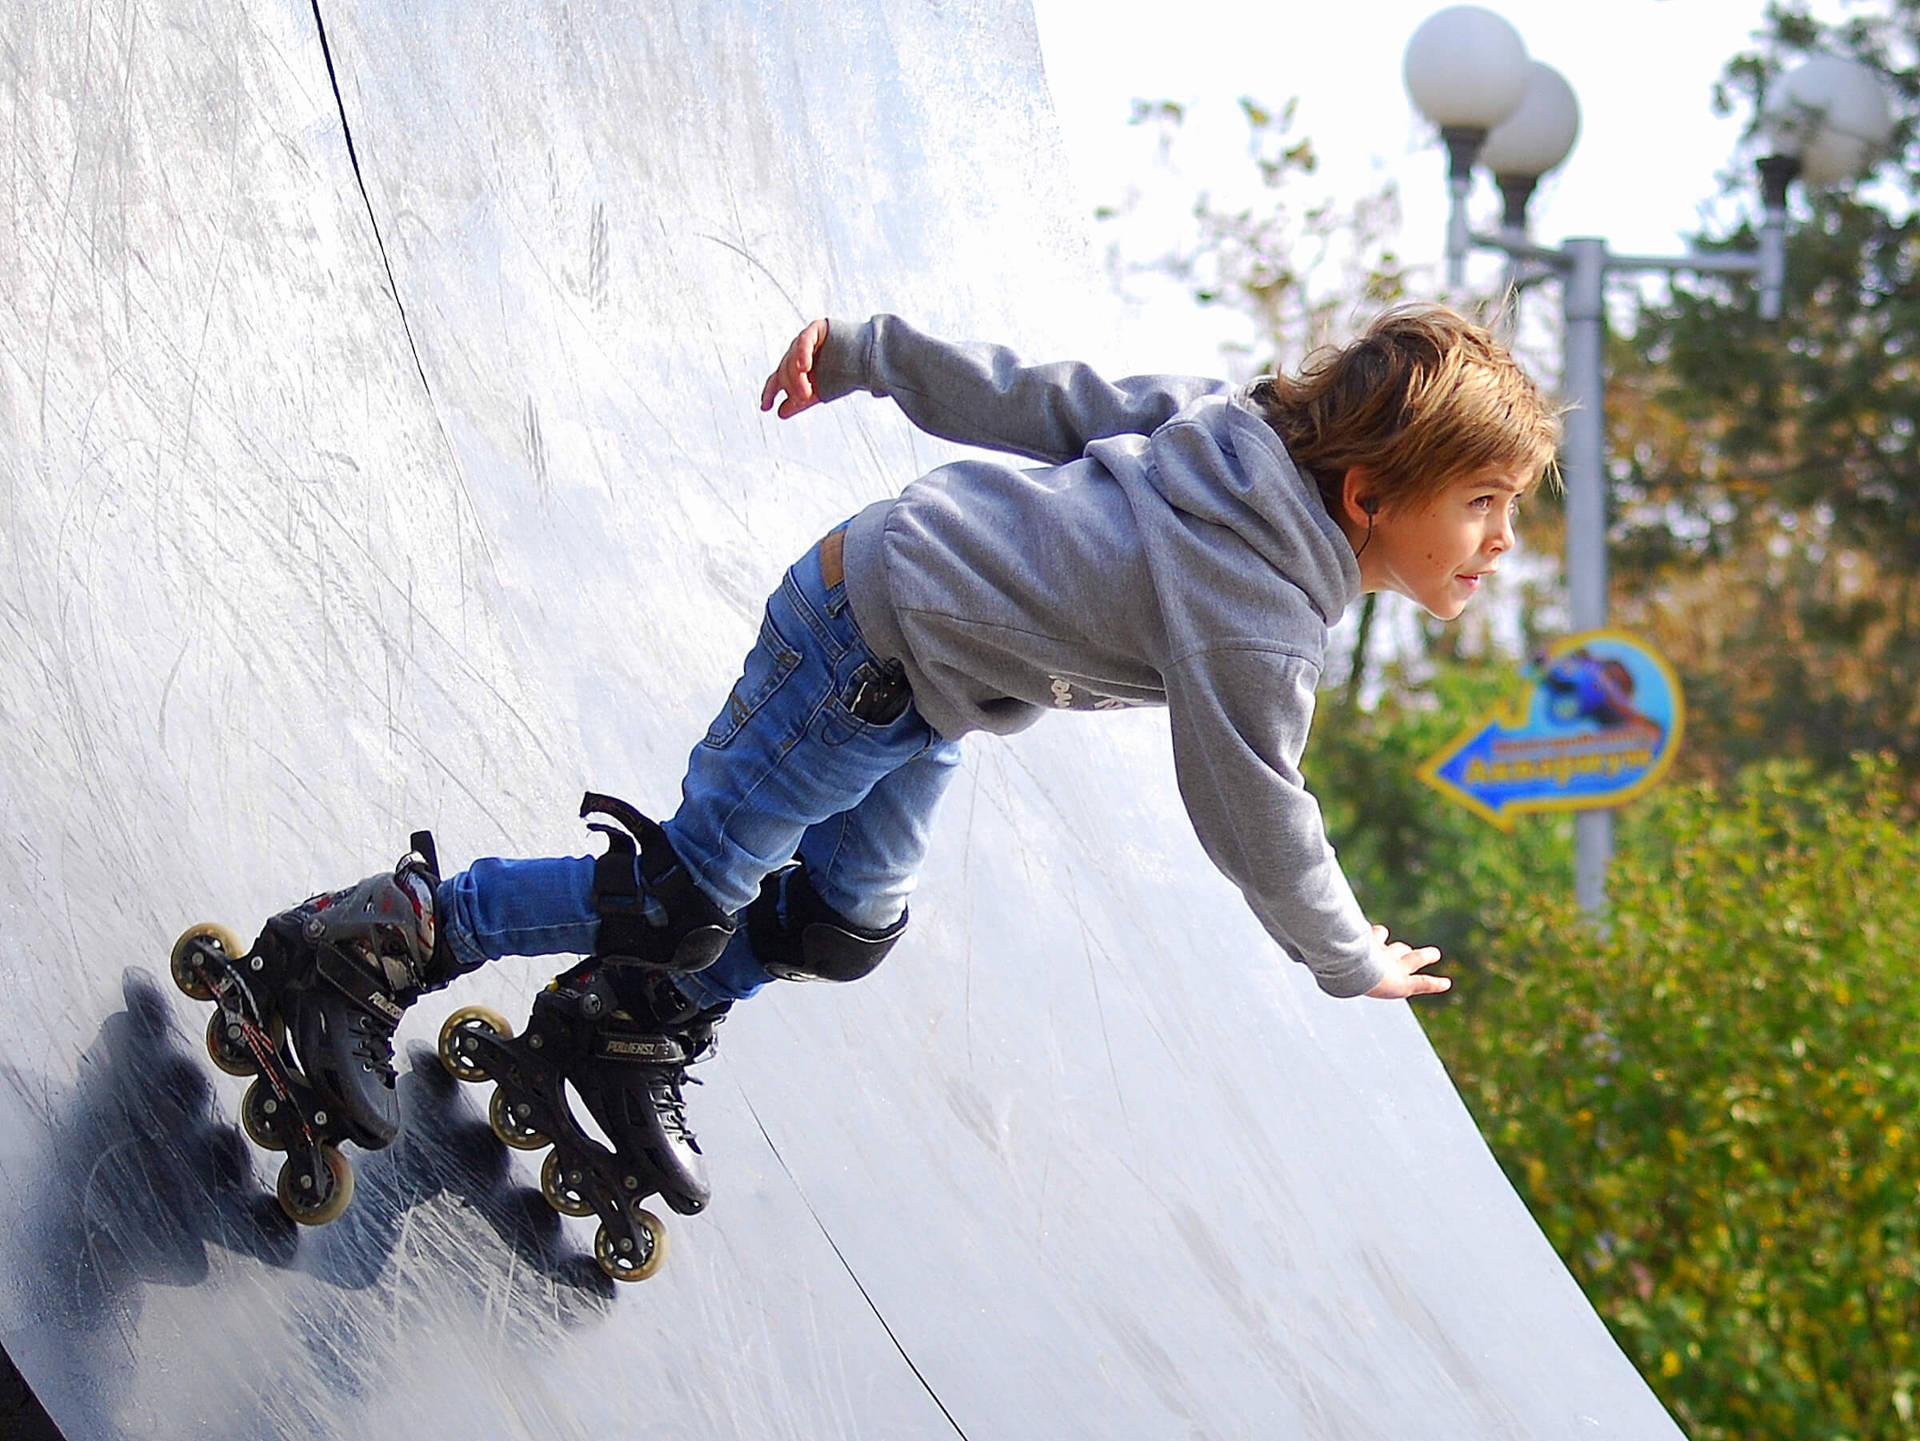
[1418, 629, 1685, 830]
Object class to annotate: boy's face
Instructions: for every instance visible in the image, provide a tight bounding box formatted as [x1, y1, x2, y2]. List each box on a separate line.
[1362, 463, 1529, 620]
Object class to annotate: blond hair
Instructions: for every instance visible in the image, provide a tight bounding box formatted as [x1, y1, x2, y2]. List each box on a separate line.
[1248, 304, 1562, 515]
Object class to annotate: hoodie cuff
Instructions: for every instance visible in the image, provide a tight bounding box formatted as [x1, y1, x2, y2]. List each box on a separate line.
[1315, 956, 1387, 1000]
[812, 316, 877, 403]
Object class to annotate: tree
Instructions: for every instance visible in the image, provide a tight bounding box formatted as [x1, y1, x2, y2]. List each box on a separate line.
[1311, 656, 1576, 960]
[1614, 0, 1920, 780]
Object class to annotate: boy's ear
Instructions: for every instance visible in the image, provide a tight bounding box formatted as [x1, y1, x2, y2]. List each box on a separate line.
[1340, 466, 1380, 529]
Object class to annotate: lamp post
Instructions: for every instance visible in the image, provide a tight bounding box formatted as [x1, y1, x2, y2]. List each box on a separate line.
[1403, 5, 1897, 914]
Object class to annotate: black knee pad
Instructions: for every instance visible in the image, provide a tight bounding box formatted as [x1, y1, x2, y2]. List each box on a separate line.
[581, 792, 734, 973]
[746, 864, 905, 984]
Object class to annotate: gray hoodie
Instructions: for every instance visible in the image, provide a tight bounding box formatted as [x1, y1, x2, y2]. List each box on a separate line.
[816, 315, 1381, 999]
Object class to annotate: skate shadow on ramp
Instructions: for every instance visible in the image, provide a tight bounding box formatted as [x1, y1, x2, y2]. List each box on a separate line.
[16, 969, 298, 1308]
[1, 970, 296, 1441]
[314, 1040, 624, 1300]
[30, 969, 616, 1296]
[5, 971, 621, 1438]
[4, 972, 626, 1426]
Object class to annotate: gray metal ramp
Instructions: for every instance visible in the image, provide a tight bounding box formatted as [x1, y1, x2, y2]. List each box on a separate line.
[0, 1, 1683, 1436]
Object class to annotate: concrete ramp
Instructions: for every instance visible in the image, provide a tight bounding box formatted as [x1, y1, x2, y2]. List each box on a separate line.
[0, 2, 1684, 1436]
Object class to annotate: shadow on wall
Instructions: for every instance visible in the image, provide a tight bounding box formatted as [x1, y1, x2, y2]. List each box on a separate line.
[6, 969, 628, 1441]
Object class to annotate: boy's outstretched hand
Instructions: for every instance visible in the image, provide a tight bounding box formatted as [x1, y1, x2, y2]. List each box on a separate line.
[1364, 925, 1451, 999]
[761, 318, 831, 419]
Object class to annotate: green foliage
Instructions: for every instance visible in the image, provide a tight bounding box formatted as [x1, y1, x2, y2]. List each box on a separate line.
[1313, 658, 1574, 959]
[1421, 758, 1920, 1440]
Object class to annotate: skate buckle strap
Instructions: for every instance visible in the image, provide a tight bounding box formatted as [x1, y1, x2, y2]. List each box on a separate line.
[581, 792, 658, 958]
[580, 791, 733, 972]
[314, 944, 406, 1024]
[409, 829, 441, 882]
[594, 1030, 689, 1066]
[581, 791, 658, 903]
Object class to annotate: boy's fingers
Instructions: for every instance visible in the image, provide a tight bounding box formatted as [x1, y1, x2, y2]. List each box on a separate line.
[762, 323, 828, 416]
[760, 356, 797, 411]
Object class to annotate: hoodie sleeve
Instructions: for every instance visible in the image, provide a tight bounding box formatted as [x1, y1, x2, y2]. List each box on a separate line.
[812, 314, 1229, 466]
[1164, 642, 1384, 998]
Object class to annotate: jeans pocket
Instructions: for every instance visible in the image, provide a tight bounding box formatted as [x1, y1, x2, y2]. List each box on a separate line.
[703, 610, 803, 749]
[819, 671, 920, 749]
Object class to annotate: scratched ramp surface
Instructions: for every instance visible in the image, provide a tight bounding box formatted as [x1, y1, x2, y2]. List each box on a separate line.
[0, 1, 1685, 1437]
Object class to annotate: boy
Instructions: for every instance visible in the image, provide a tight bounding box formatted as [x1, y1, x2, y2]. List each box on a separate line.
[190, 306, 1559, 1268]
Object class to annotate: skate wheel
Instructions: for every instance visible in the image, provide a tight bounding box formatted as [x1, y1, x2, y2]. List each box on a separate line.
[488, 1087, 549, 1151]
[240, 1079, 293, 1152]
[205, 1010, 284, 1077]
[540, 1150, 596, 1217]
[276, 1144, 355, 1226]
[170, 923, 241, 1002]
[438, 1005, 512, 1083]
[595, 1211, 668, 1283]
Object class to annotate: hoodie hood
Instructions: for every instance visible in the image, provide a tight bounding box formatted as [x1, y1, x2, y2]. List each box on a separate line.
[1114, 392, 1361, 628]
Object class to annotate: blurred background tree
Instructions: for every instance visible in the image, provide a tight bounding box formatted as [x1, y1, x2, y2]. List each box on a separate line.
[1612, 0, 1920, 783]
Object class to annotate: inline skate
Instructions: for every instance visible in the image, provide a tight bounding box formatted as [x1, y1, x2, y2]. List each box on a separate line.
[438, 963, 728, 1282]
[171, 832, 459, 1224]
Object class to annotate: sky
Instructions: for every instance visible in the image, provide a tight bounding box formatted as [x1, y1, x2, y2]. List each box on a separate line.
[1027, 0, 1814, 372]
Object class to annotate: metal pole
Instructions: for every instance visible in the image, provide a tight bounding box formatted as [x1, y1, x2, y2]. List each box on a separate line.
[1451, 157, 1783, 920]
[1440, 127, 1484, 291]
[1560, 237, 1613, 914]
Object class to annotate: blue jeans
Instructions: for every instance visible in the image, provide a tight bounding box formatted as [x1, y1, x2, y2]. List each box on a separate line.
[439, 532, 963, 1005]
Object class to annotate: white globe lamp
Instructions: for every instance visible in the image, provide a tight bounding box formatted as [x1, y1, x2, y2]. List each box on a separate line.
[1480, 61, 1581, 233]
[1402, 5, 1531, 132]
[1762, 55, 1897, 186]
[1403, 5, 1532, 285]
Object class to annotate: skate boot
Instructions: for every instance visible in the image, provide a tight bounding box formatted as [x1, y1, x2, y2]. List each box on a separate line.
[171, 831, 466, 1225]
[438, 964, 730, 1283]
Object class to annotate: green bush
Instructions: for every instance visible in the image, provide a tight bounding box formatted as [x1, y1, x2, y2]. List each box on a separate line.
[1421, 758, 1920, 1441]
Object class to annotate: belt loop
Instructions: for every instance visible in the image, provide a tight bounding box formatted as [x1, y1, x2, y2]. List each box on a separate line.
[818, 526, 847, 592]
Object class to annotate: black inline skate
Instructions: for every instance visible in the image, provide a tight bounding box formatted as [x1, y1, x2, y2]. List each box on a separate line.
[431, 791, 735, 1281]
[170, 832, 462, 1225]
[437, 965, 729, 1282]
